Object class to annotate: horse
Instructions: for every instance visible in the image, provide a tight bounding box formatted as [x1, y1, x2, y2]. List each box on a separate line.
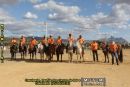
[10, 44, 18, 60]
[44, 44, 52, 62]
[28, 45, 37, 60]
[67, 42, 74, 63]
[56, 43, 65, 62]
[38, 43, 44, 61]
[19, 44, 27, 59]
[76, 41, 84, 63]
[48, 44, 56, 61]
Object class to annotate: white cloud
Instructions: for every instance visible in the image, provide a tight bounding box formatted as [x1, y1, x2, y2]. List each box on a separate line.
[24, 12, 38, 19]
[29, 0, 42, 4]
[34, 0, 101, 30]
[0, 0, 19, 5]
[0, 8, 45, 36]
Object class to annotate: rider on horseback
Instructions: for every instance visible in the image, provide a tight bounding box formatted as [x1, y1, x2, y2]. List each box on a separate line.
[42, 36, 47, 46]
[19, 36, 27, 59]
[48, 35, 54, 45]
[67, 33, 74, 62]
[47, 35, 55, 61]
[56, 36, 63, 62]
[29, 37, 38, 59]
[10, 37, 18, 60]
[77, 35, 85, 56]
[76, 35, 85, 62]
[20, 36, 26, 46]
[11, 37, 17, 46]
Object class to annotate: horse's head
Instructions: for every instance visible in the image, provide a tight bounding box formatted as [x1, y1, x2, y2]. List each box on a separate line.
[76, 41, 82, 49]
[69, 42, 73, 47]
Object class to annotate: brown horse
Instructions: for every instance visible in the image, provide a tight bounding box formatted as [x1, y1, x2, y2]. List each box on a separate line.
[28, 45, 37, 60]
[56, 43, 65, 62]
[19, 44, 27, 59]
[10, 44, 18, 60]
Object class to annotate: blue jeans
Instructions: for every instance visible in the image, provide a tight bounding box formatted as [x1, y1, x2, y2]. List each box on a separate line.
[111, 52, 119, 65]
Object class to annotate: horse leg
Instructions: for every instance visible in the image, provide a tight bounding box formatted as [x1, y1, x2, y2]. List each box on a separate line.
[40, 52, 42, 61]
[80, 54, 82, 63]
[32, 53, 35, 60]
[21, 53, 23, 59]
[30, 53, 31, 60]
[43, 52, 44, 60]
[77, 54, 79, 63]
[56, 53, 59, 62]
[61, 54, 62, 62]
[35, 51, 36, 59]
[11, 52, 13, 60]
[71, 53, 73, 62]
[68, 53, 70, 63]
[14, 53, 16, 60]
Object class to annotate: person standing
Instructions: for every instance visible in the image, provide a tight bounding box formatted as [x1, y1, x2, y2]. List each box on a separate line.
[91, 41, 99, 62]
[117, 44, 123, 63]
[109, 41, 119, 65]
[101, 42, 109, 63]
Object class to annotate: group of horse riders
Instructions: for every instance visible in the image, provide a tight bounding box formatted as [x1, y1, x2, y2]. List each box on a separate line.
[9, 33, 123, 65]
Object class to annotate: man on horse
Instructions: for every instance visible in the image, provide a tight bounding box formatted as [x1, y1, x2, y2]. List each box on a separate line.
[56, 36, 64, 62]
[29, 37, 38, 59]
[19, 36, 27, 59]
[67, 33, 74, 62]
[47, 35, 55, 61]
[11, 37, 17, 46]
[42, 36, 47, 46]
[10, 37, 18, 60]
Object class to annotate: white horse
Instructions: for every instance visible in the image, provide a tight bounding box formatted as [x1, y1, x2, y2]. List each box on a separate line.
[67, 42, 73, 62]
[38, 43, 44, 61]
[76, 41, 84, 62]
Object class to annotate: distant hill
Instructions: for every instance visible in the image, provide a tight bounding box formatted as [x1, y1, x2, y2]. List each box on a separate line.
[99, 36, 128, 44]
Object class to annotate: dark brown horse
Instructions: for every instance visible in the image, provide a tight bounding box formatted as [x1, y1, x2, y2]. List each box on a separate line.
[19, 44, 27, 59]
[56, 43, 65, 62]
[10, 44, 18, 60]
[28, 45, 37, 60]
[44, 44, 56, 62]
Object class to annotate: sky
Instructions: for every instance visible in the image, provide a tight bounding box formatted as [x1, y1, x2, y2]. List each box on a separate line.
[0, 0, 130, 42]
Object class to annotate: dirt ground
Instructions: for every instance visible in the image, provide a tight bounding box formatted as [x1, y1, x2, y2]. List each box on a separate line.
[0, 48, 130, 87]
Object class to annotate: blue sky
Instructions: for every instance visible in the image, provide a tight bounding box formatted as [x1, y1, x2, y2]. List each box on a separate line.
[0, 0, 130, 42]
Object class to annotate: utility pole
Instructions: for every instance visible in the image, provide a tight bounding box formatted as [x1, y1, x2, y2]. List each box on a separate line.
[44, 22, 48, 37]
[0, 24, 5, 63]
